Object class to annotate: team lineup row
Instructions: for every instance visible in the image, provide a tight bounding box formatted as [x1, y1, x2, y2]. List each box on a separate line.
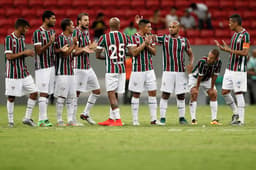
[4, 11, 250, 127]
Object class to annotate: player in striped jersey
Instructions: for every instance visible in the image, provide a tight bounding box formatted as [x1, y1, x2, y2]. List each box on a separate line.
[156, 21, 194, 125]
[129, 19, 159, 125]
[72, 13, 100, 126]
[96, 17, 134, 126]
[4, 19, 38, 127]
[54, 18, 78, 126]
[215, 14, 250, 125]
[33, 10, 56, 127]
[188, 49, 222, 125]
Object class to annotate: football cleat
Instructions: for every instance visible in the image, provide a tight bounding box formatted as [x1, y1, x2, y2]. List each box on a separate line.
[133, 121, 140, 126]
[210, 119, 222, 125]
[158, 117, 166, 126]
[150, 120, 160, 125]
[23, 118, 36, 127]
[80, 114, 96, 125]
[98, 118, 115, 126]
[231, 120, 243, 126]
[56, 121, 66, 127]
[38, 120, 53, 127]
[179, 117, 188, 125]
[110, 119, 123, 126]
[231, 114, 239, 124]
[8, 122, 14, 128]
[191, 119, 198, 125]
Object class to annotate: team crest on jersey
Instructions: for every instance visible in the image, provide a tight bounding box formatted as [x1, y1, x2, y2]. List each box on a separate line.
[11, 86, 15, 90]
[237, 35, 243, 43]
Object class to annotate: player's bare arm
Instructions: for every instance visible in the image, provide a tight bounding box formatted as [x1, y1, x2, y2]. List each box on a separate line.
[211, 75, 218, 90]
[186, 48, 194, 73]
[95, 48, 105, 60]
[215, 40, 249, 56]
[130, 41, 146, 57]
[35, 33, 55, 55]
[6, 49, 35, 60]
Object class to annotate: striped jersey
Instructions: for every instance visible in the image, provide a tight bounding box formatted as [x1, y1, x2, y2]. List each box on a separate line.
[130, 33, 156, 72]
[157, 35, 191, 72]
[97, 31, 132, 73]
[4, 33, 30, 79]
[228, 29, 250, 72]
[33, 27, 55, 70]
[192, 57, 222, 81]
[72, 27, 91, 69]
[55, 33, 74, 75]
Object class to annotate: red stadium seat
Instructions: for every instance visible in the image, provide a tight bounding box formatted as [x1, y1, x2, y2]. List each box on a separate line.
[175, 1, 190, 9]
[102, 0, 115, 9]
[88, 0, 102, 8]
[29, 0, 43, 8]
[146, 0, 160, 9]
[36, 9, 48, 17]
[44, 0, 57, 8]
[219, 1, 233, 9]
[227, 10, 241, 18]
[186, 30, 200, 38]
[234, 1, 249, 10]
[205, 1, 219, 9]
[54, 9, 67, 19]
[72, 0, 89, 9]
[212, 10, 228, 19]
[139, 9, 152, 19]
[194, 38, 210, 45]
[29, 19, 41, 28]
[161, 0, 175, 9]
[21, 9, 37, 19]
[13, 0, 28, 7]
[0, 1, 13, 8]
[57, 0, 72, 8]
[0, 8, 5, 16]
[249, 1, 256, 9]
[157, 29, 169, 36]
[116, 1, 131, 9]
[215, 29, 230, 38]
[242, 11, 255, 19]
[0, 19, 13, 28]
[131, 0, 145, 9]
[200, 30, 214, 37]
[6, 8, 21, 17]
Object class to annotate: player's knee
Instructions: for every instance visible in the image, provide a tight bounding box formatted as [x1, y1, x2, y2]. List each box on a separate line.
[93, 89, 101, 95]
[132, 92, 140, 98]
[162, 92, 170, 100]
[8, 96, 15, 102]
[148, 90, 156, 97]
[40, 92, 49, 98]
[30, 92, 38, 100]
[222, 89, 230, 96]
[177, 93, 185, 100]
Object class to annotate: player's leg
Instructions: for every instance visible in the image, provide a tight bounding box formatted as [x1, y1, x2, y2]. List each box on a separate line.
[108, 91, 122, 126]
[207, 89, 221, 125]
[148, 90, 158, 125]
[190, 87, 198, 124]
[7, 96, 15, 127]
[159, 92, 170, 125]
[131, 92, 141, 125]
[177, 93, 187, 125]
[56, 96, 66, 126]
[234, 92, 245, 125]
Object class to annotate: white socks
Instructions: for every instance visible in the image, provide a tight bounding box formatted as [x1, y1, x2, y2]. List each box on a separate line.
[131, 97, 139, 122]
[190, 101, 197, 120]
[73, 97, 78, 122]
[236, 94, 245, 124]
[223, 93, 238, 115]
[56, 97, 65, 122]
[66, 98, 74, 122]
[159, 98, 168, 118]
[7, 100, 14, 123]
[210, 101, 218, 120]
[112, 108, 121, 119]
[38, 97, 48, 121]
[148, 96, 157, 121]
[177, 99, 185, 118]
[24, 98, 36, 120]
[109, 107, 115, 119]
[83, 93, 99, 116]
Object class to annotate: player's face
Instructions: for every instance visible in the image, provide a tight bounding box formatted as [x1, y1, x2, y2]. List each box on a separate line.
[68, 21, 74, 34]
[229, 18, 237, 31]
[80, 15, 89, 29]
[47, 15, 56, 28]
[20, 25, 29, 35]
[207, 51, 216, 64]
[144, 23, 152, 34]
[169, 23, 179, 36]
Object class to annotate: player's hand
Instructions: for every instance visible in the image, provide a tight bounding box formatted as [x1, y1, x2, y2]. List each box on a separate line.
[145, 36, 151, 46]
[73, 37, 78, 46]
[88, 41, 97, 50]
[222, 40, 230, 52]
[135, 15, 143, 24]
[50, 33, 55, 44]
[186, 64, 193, 74]
[60, 44, 69, 53]
[23, 49, 35, 57]
[83, 46, 95, 53]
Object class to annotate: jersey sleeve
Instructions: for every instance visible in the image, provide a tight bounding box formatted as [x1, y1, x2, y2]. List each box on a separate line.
[97, 35, 105, 49]
[33, 30, 42, 46]
[156, 36, 164, 44]
[214, 60, 222, 75]
[4, 36, 13, 54]
[242, 32, 250, 49]
[185, 38, 191, 52]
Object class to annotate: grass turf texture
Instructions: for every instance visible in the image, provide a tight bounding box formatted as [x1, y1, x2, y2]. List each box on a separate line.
[0, 105, 256, 170]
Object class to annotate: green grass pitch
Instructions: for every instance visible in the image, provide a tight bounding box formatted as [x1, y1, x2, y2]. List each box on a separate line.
[0, 104, 256, 170]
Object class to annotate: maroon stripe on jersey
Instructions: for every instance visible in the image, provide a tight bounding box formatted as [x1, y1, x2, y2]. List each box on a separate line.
[134, 36, 141, 71]
[234, 39, 240, 71]
[173, 39, 178, 71]
[43, 32, 48, 68]
[229, 33, 237, 70]
[106, 34, 114, 73]
[19, 39, 24, 77]
[47, 31, 52, 67]
[114, 32, 122, 73]
[164, 39, 170, 71]
[64, 38, 67, 75]
[181, 44, 185, 72]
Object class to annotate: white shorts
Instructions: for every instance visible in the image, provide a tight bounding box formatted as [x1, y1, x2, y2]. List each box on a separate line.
[188, 74, 214, 95]
[5, 75, 37, 97]
[161, 71, 188, 94]
[35, 67, 55, 94]
[105, 73, 126, 94]
[222, 69, 247, 92]
[54, 75, 76, 98]
[74, 68, 100, 92]
[129, 70, 157, 93]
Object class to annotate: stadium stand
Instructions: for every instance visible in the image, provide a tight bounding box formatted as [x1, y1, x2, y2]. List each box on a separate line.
[0, 0, 255, 44]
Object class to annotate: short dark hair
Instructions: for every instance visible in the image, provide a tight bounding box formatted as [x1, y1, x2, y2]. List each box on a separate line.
[15, 18, 30, 29]
[138, 19, 150, 26]
[77, 13, 89, 25]
[211, 49, 220, 58]
[61, 18, 72, 31]
[230, 14, 242, 25]
[42, 10, 55, 22]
